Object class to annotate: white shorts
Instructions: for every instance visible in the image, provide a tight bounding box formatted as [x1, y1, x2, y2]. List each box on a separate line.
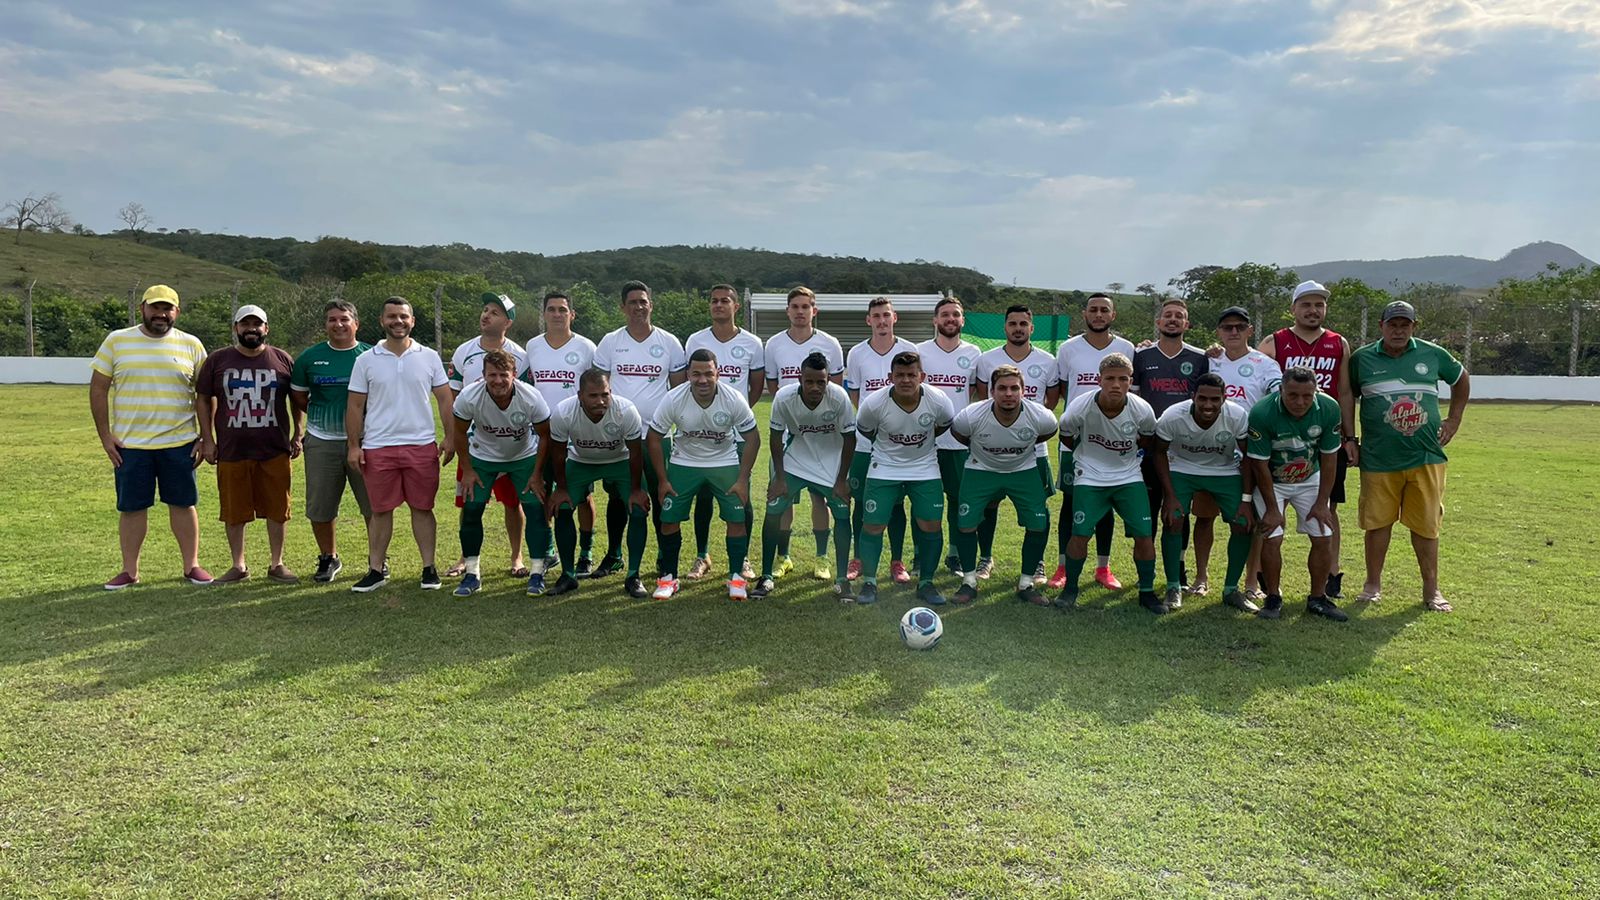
[1255, 479, 1334, 539]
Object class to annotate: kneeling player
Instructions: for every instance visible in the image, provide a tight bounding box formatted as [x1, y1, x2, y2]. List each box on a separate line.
[1151, 373, 1259, 613]
[948, 365, 1056, 605]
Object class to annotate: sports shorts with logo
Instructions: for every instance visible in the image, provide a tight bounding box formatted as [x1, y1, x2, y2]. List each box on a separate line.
[1358, 463, 1446, 539]
[862, 477, 943, 526]
[1168, 472, 1249, 527]
[956, 468, 1048, 531]
[662, 463, 744, 524]
[463, 454, 540, 507]
[1070, 481, 1153, 538]
[1255, 479, 1333, 539]
[559, 459, 637, 511]
[766, 473, 850, 518]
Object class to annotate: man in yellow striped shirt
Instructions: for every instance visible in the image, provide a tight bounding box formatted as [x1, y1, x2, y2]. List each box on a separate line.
[89, 285, 215, 589]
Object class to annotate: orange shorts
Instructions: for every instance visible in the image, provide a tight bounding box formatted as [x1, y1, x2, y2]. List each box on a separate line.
[1358, 464, 1446, 539]
[217, 455, 293, 525]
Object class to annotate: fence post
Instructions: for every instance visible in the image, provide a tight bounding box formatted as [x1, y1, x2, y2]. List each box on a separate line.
[1572, 298, 1582, 377]
[1360, 294, 1369, 345]
[1253, 294, 1263, 337]
[1463, 299, 1477, 371]
[434, 284, 444, 351]
[128, 281, 142, 325]
[230, 280, 241, 320]
[24, 279, 36, 357]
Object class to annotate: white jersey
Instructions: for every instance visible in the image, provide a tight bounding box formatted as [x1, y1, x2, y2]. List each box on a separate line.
[1056, 333, 1138, 409]
[1060, 390, 1156, 487]
[975, 345, 1059, 457]
[448, 337, 528, 392]
[1210, 349, 1283, 411]
[593, 326, 687, 422]
[765, 329, 845, 387]
[1155, 400, 1249, 477]
[549, 394, 643, 465]
[855, 386, 955, 481]
[686, 326, 765, 397]
[845, 337, 917, 452]
[768, 382, 856, 488]
[951, 399, 1057, 474]
[649, 381, 758, 468]
[916, 337, 980, 451]
[452, 379, 551, 464]
[522, 333, 596, 410]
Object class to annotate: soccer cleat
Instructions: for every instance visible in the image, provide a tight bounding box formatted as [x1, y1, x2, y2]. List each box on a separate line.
[420, 567, 442, 591]
[313, 555, 343, 583]
[1140, 591, 1169, 615]
[974, 557, 995, 580]
[185, 566, 216, 586]
[573, 557, 593, 578]
[1046, 564, 1068, 591]
[526, 572, 547, 596]
[833, 581, 856, 602]
[856, 582, 879, 605]
[742, 560, 756, 580]
[1094, 566, 1122, 590]
[1165, 587, 1183, 611]
[1257, 594, 1284, 619]
[215, 566, 250, 585]
[954, 583, 979, 605]
[1325, 572, 1345, 599]
[1016, 585, 1047, 606]
[846, 559, 863, 581]
[916, 582, 946, 606]
[351, 569, 388, 593]
[812, 562, 831, 581]
[103, 572, 140, 591]
[454, 574, 482, 597]
[945, 555, 962, 576]
[544, 555, 559, 571]
[728, 575, 748, 601]
[1052, 590, 1079, 611]
[652, 576, 679, 600]
[624, 574, 649, 598]
[890, 561, 912, 584]
[1307, 595, 1349, 622]
[589, 555, 623, 579]
[686, 555, 713, 580]
[772, 556, 795, 578]
[751, 575, 775, 599]
[1222, 589, 1260, 613]
[548, 573, 581, 595]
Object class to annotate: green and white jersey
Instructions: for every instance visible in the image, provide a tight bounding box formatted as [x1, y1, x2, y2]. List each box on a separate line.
[649, 381, 758, 468]
[976, 345, 1059, 458]
[290, 340, 372, 440]
[549, 394, 643, 465]
[769, 382, 856, 488]
[594, 326, 689, 422]
[916, 337, 980, 451]
[1156, 400, 1248, 477]
[846, 337, 917, 452]
[1246, 392, 1342, 485]
[1060, 390, 1156, 487]
[855, 386, 955, 481]
[1350, 338, 1465, 473]
[686, 326, 766, 394]
[448, 337, 528, 392]
[951, 398, 1057, 473]
[452, 379, 551, 464]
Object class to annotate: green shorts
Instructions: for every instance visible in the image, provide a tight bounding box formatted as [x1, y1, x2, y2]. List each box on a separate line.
[1034, 454, 1057, 498]
[1169, 471, 1250, 526]
[1070, 481, 1153, 538]
[464, 454, 539, 506]
[560, 458, 633, 510]
[766, 473, 850, 518]
[661, 463, 745, 524]
[847, 451, 874, 497]
[957, 467, 1048, 531]
[1058, 447, 1074, 490]
[862, 477, 944, 526]
[937, 448, 967, 497]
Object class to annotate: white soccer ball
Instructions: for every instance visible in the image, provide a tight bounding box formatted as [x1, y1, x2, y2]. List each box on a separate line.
[899, 606, 943, 651]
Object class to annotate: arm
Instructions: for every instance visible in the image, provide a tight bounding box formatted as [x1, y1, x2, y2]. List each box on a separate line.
[433, 384, 456, 464]
[972, 380, 989, 401]
[1337, 337, 1359, 466]
[288, 389, 307, 461]
[526, 420, 551, 501]
[453, 415, 479, 495]
[1251, 458, 1281, 534]
[833, 440, 855, 503]
[746, 370, 765, 408]
[1257, 332, 1277, 361]
[345, 392, 368, 471]
[731, 427, 760, 506]
[89, 371, 122, 467]
[1308, 451, 1338, 531]
[543, 439, 571, 517]
[647, 429, 672, 503]
[1043, 383, 1061, 411]
[767, 428, 789, 501]
[195, 392, 218, 465]
[626, 438, 651, 511]
[1441, 371, 1469, 446]
[1234, 439, 1256, 529]
[668, 369, 687, 388]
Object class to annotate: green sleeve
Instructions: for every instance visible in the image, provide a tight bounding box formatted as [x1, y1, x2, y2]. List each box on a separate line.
[1245, 403, 1271, 459]
[1435, 343, 1464, 385]
[1318, 398, 1342, 453]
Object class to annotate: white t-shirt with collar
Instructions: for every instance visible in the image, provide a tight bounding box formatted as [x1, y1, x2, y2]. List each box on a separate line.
[349, 340, 450, 449]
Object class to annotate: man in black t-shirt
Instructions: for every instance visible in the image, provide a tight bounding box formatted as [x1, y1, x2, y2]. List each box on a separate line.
[1131, 298, 1206, 603]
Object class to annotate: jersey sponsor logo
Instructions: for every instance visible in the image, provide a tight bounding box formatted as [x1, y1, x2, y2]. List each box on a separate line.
[1225, 384, 1247, 399]
[1274, 458, 1313, 483]
[978, 444, 1027, 458]
[312, 374, 349, 386]
[717, 365, 744, 380]
[312, 360, 331, 366]
[476, 423, 529, 439]
[1087, 433, 1134, 453]
[574, 438, 622, 451]
[681, 429, 731, 443]
[888, 432, 928, 447]
[1178, 440, 1230, 458]
[925, 374, 967, 388]
[531, 368, 578, 385]
[613, 363, 663, 381]
[1023, 386, 1040, 400]
[1144, 377, 1191, 394]
[1075, 373, 1100, 386]
[796, 423, 838, 435]
[778, 365, 802, 381]
[1385, 396, 1428, 436]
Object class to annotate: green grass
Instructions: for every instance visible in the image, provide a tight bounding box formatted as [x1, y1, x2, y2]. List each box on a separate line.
[1, 233, 271, 299]
[1, 386, 1597, 898]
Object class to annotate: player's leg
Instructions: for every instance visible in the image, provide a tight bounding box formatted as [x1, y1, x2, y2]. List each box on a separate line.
[577, 493, 597, 571]
[690, 481, 716, 577]
[856, 478, 905, 604]
[653, 460, 695, 598]
[1324, 446, 1350, 598]
[1285, 482, 1342, 619]
[846, 452, 872, 578]
[496, 474, 527, 574]
[152, 443, 204, 579]
[261, 455, 294, 580]
[217, 460, 253, 578]
[708, 466, 750, 593]
[888, 501, 911, 583]
[757, 483, 797, 595]
[1161, 473, 1200, 604]
[1189, 490, 1220, 594]
[906, 479, 946, 604]
[1254, 488, 1288, 616]
[444, 459, 470, 577]
[1356, 466, 1406, 603]
[454, 459, 494, 595]
[1009, 472, 1051, 605]
[1402, 463, 1449, 610]
[506, 456, 551, 594]
[1109, 481, 1160, 611]
[1051, 447, 1074, 589]
[952, 470, 997, 602]
[1057, 482, 1117, 608]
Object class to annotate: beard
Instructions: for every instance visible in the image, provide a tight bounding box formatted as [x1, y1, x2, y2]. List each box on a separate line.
[937, 322, 962, 338]
[385, 322, 412, 339]
[238, 332, 264, 349]
[142, 315, 172, 335]
[1085, 322, 1110, 333]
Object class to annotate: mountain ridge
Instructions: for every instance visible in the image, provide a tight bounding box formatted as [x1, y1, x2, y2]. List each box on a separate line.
[1289, 241, 1594, 290]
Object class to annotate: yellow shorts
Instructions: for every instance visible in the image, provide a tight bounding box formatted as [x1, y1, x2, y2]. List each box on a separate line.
[1358, 464, 1446, 539]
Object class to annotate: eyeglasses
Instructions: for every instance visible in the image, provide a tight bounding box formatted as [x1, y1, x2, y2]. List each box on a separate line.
[1217, 324, 1249, 332]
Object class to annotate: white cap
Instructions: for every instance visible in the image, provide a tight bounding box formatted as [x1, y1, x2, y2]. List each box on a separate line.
[1291, 280, 1329, 303]
[233, 304, 268, 324]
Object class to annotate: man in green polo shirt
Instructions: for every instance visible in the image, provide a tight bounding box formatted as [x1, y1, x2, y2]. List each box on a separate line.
[1343, 300, 1471, 612]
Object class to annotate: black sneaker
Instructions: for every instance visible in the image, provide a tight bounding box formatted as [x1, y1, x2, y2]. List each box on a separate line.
[751, 575, 775, 599]
[1257, 594, 1284, 619]
[833, 581, 855, 602]
[1307, 595, 1349, 622]
[944, 556, 962, 576]
[547, 573, 581, 596]
[590, 555, 623, 579]
[1325, 572, 1345, 599]
[544, 555, 559, 571]
[1052, 590, 1078, 611]
[1139, 591, 1169, 615]
[916, 583, 946, 606]
[1016, 585, 1049, 606]
[420, 566, 442, 590]
[954, 583, 979, 605]
[313, 554, 342, 583]
[623, 574, 648, 598]
[574, 557, 593, 578]
[351, 569, 388, 593]
[1222, 588, 1260, 613]
[857, 582, 879, 605]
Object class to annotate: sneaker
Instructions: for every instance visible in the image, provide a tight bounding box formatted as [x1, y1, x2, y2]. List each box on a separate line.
[945, 556, 962, 576]
[916, 582, 946, 606]
[547, 573, 581, 596]
[420, 567, 442, 591]
[1046, 564, 1067, 591]
[1325, 572, 1345, 599]
[652, 576, 679, 600]
[215, 566, 250, 585]
[573, 557, 593, 578]
[1052, 590, 1078, 611]
[526, 572, 547, 596]
[1140, 591, 1169, 615]
[544, 555, 559, 571]
[1016, 585, 1047, 606]
[728, 575, 748, 602]
[751, 575, 775, 599]
[974, 557, 995, 580]
[589, 555, 623, 579]
[313, 555, 342, 583]
[1094, 566, 1122, 590]
[743, 560, 756, 580]
[103, 572, 139, 591]
[812, 562, 831, 581]
[185, 566, 216, 586]
[890, 561, 912, 584]
[624, 574, 649, 598]
[686, 555, 713, 580]
[954, 583, 979, 605]
[772, 556, 795, 578]
[1222, 589, 1260, 613]
[351, 569, 388, 593]
[846, 559, 862, 582]
[454, 573, 481, 597]
[857, 582, 879, 605]
[1165, 587, 1183, 611]
[833, 581, 856, 602]
[267, 564, 300, 585]
[1257, 594, 1284, 619]
[1307, 595, 1349, 622]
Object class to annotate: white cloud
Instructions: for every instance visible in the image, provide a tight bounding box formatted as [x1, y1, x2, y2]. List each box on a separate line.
[95, 66, 218, 95]
[980, 114, 1088, 135]
[1144, 88, 1202, 107]
[1292, 0, 1600, 62]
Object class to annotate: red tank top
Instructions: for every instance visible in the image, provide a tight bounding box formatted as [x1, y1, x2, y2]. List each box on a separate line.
[1271, 328, 1344, 394]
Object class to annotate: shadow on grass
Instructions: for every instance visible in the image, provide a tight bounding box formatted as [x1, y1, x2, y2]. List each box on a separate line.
[0, 568, 1422, 724]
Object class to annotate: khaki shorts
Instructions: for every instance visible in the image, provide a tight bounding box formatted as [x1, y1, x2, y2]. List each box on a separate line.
[1359, 464, 1446, 539]
[303, 434, 372, 522]
[217, 455, 292, 525]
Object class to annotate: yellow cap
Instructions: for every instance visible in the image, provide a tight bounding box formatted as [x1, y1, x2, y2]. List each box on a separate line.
[142, 284, 180, 307]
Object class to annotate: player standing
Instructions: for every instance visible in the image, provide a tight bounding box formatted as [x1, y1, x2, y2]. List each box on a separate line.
[845, 297, 916, 585]
[522, 291, 602, 578]
[915, 296, 981, 576]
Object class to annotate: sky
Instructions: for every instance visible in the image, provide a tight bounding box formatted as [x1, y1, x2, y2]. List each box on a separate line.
[3, 1, 1598, 288]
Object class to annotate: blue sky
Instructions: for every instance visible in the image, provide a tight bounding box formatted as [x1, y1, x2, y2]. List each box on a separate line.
[4, 1, 1597, 287]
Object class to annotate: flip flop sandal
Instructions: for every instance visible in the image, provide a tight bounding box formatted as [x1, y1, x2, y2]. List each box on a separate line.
[1423, 595, 1453, 612]
[443, 561, 468, 578]
[1356, 588, 1382, 603]
[509, 565, 531, 578]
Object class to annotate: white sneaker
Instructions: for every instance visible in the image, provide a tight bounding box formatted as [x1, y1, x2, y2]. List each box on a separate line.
[728, 575, 748, 601]
[652, 576, 678, 600]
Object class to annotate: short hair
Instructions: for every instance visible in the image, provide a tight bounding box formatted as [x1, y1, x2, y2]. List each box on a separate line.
[989, 364, 1023, 388]
[578, 368, 610, 392]
[710, 283, 737, 296]
[1159, 298, 1188, 313]
[1282, 365, 1317, 386]
[543, 291, 571, 308]
[1194, 372, 1226, 392]
[1005, 304, 1032, 319]
[689, 348, 717, 366]
[934, 296, 962, 314]
[481, 349, 517, 374]
[1099, 352, 1133, 374]
[382, 296, 411, 311]
[1085, 292, 1113, 305]
[324, 299, 358, 319]
[891, 350, 922, 370]
[868, 296, 892, 311]
[786, 286, 815, 303]
[620, 280, 650, 301]
[801, 351, 830, 372]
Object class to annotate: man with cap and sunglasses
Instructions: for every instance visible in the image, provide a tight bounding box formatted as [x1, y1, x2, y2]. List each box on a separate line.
[90, 285, 214, 589]
[1343, 301, 1470, 612]
[196, 304, 301, 584]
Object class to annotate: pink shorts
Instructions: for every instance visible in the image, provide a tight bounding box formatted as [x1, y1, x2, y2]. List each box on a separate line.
[365, 444, 441, 513]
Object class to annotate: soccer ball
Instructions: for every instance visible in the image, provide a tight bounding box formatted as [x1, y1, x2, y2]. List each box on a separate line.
[899, 607, 943, 651]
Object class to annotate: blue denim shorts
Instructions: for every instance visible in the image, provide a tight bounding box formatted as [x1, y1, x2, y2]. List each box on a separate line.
[114, 442, 199, 512]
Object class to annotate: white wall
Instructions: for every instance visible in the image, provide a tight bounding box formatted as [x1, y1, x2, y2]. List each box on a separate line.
[0, 356, 94, 384]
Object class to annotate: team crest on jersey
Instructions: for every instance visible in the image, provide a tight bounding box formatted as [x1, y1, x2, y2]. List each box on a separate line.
[510, 410, 529, 427]
[1180, 361, 1195, 375]
[1118, 420, 1137, 435]
[958, 356, 973, 369]
[1385, 396, 1427, 436]
[1414, 363, 1429, 375]
[650, 345, 665, 358]
[1028, 364, 1045, 379]
[821, 409, 838, 422]
[731, 345, 748, 360]
[565, 351, 580, 366]
[1239, 364, 1254, 377]
[1307, 425, 1322, 438]
[918, 412, 935, 427]
[712, 411, 732, 427]
[603, 421, 622, 436]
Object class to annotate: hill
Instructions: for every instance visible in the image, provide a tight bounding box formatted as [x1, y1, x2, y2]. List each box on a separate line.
[1290, 241, 1595, 290]
[0, 232, 278, 300]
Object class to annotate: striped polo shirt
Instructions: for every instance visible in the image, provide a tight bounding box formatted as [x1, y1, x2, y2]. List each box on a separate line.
[90, 325, 209, 449]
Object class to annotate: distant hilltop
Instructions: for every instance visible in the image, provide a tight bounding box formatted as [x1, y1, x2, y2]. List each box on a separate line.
[1289, 242, 1595, 290]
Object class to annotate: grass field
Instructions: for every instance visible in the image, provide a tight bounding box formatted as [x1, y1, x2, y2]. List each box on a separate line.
[1, 385, 1597, 898]
[1, 233, 267, 299]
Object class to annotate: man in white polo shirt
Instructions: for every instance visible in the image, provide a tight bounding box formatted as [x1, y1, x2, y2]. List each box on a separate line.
[346, 296, 456, 592]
